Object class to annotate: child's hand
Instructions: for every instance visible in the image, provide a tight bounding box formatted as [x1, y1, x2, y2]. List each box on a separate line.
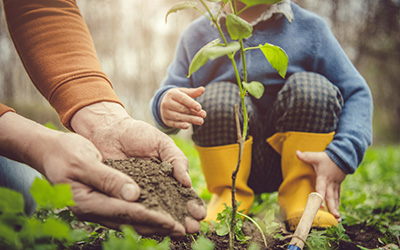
[296, 151, 346, 223]
[160, 87, 207, 129]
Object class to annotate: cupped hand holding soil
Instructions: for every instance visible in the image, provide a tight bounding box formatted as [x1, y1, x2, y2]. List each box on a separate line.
[104, 157, 206, 235]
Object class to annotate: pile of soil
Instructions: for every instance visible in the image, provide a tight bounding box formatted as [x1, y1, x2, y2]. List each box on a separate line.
[104, 157, 204, 226]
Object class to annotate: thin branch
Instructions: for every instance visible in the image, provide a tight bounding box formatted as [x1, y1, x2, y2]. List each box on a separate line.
[194, 7, 213, 21]
[230, 105, 244, 250]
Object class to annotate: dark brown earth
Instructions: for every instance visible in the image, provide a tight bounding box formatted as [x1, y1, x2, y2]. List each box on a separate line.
[70, 158, 395, 250]
[103, 157, 204, 226]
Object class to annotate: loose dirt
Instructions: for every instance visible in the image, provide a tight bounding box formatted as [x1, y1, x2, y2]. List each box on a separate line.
[104, 157, 204, 226]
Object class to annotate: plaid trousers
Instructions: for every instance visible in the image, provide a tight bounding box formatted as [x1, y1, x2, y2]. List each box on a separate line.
[192, 72, 344, 194]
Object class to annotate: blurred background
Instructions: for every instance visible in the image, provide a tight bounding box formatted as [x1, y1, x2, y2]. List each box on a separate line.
[0, 0, 399, 145]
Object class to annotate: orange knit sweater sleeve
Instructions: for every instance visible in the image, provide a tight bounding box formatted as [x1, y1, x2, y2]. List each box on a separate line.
[3, 0, 122, 130]
[0, 103, 15, 117]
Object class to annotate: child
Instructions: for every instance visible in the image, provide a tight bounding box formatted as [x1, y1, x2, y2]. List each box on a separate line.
[150, 0, 372, 230]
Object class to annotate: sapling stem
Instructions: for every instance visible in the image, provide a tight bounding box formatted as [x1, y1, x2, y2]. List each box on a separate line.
[230, 105, 245, 250]
[165, 1, 288, 248]
[198, 2, 250, 249]
[193, 7, 211, 20]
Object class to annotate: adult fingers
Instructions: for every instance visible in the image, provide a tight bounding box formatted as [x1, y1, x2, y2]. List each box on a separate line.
[185, 217, 201, 234]
[75, 160, 140, 202]
[70, 183, 186, 236]
[187, 199, 207, 220]
[156, 134, 192, 188]
[184, 199, 207, 234]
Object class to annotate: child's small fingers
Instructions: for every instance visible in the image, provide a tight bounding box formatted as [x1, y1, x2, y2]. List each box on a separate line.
[164, 111, 204, 128]
[164, 119, 190, 129]
[190, 108, 207, 118]
[178, 113, 204, 125]
[173, 92, 202, 112]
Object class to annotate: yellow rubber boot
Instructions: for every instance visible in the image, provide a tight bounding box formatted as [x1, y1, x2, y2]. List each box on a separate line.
[195, 137, 254, 222]
[267, 131, 338, 231]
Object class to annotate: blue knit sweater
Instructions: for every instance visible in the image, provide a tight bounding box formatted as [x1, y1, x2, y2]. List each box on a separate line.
[150, 2, 373, 174]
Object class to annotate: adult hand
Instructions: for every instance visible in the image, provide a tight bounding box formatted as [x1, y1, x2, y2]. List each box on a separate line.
[38, 133, 190, 237]
[70, 101, 206, 234]
[0, 111, 192, 236]
[160, 87, 207, 129]
[296, 150, 346, 222]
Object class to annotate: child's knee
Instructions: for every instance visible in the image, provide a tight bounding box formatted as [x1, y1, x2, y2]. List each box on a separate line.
[273, 72, 344, 132]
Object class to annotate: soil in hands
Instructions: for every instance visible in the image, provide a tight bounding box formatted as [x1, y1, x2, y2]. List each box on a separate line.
[104, 157, 203, 226]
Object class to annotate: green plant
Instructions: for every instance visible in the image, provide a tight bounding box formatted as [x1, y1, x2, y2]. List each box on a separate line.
[304, 224, 350, 250]
[210, 204, 252, 244]
[165, 1, 289, 248]
[339, 146, 400, 246]
[0, 178, 87, 250]
[103, 226, 170, 250]
[192, 235, 215, 250]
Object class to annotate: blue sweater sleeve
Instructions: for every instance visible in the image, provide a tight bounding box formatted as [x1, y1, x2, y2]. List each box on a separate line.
[313, 19, 373, 174]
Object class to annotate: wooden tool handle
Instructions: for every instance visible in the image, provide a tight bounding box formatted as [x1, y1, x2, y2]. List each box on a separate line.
[287, 192, 324, 250]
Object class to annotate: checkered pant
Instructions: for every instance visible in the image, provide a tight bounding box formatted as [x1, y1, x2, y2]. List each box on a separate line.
[192, 72, 344, 193]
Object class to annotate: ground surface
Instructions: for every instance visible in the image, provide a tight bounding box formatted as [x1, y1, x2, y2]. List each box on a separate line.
[84, 157, 396, 250]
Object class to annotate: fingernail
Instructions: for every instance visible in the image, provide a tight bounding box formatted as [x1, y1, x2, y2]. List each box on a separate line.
[121, 183, 139, 201]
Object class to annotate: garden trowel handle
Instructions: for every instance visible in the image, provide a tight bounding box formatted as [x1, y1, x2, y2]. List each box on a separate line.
[287, 192, 324, 250]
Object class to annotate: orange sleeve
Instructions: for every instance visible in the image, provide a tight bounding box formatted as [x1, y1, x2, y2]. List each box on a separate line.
[0, 103, 15, 117]
[3, 0, 123, 130]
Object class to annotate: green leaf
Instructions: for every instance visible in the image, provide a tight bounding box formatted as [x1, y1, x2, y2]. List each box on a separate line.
[41, 218, 72, 241]
[30, 178, 76, 209]
[188, 39, 240, 77]
[103, 226, 169, 250]
[0, 223, 22, 249]
[0, 187, 25, 213]
[207, 42, 240, 60]
[263, 209, 280, 234]
[30, 178, 54, 208]
[242, 81, 264, 99]
[192, 235, 215, 250]
[165, 1, 198, 23]
[188, 39, 219, 77]
[215, 220, 229, 236]
[258, 43, 288, 78]
[240, 0, 283, 7]
[226, 13, 253, 40]
[248, 242, 262, 250]
[200, 221, 211, 235]
[52, 184, 76, 209]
